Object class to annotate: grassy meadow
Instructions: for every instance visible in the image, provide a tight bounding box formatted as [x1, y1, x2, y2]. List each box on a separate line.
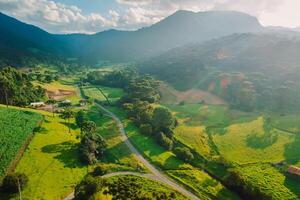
[82, 85, 124, 103]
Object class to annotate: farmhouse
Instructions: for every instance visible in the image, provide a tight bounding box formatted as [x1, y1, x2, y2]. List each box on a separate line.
[30, 102, 45, 107]
[287, 166, 300, 179]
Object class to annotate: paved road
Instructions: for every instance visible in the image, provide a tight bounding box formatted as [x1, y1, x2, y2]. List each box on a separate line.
[96, 104, 200, 200]
[64, 104, 200, 200]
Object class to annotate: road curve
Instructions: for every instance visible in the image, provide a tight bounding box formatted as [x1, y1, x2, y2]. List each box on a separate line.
[96, 104, 200, 200]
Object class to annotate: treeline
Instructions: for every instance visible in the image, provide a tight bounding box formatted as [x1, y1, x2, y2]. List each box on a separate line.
[0, 67, 45, 106]
[201, 71, 299, 113]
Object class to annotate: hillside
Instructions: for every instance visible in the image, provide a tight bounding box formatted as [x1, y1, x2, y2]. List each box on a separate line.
[0, 13, 71, 67]
[0, 10, 263, 66]
[139, 33, 300, 89]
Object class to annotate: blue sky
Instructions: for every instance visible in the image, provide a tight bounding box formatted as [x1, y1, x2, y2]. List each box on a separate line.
[0, 0, 299, 34]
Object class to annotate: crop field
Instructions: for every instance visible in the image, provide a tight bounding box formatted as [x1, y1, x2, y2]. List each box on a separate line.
[82, 85, 124, 103]
[234, 164, 300, 200]
[213, 117, 298, 164]
[167, 170, 240, 200]
[87, 106, 144, 172]
[0, 107, 43, 177]
[11, 109, 88, 200]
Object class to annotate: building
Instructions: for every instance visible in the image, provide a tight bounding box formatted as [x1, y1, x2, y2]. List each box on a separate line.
[30, 102, 45, 107]
[287, 166, 300, 179]
[79, 99, 88, 106]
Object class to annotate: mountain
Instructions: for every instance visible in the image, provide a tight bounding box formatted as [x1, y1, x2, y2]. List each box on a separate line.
[139, 33, 300, 89]
[68, 10, 263, 63]
[0, 10, 263, 66]
[0, 12, 71, 67]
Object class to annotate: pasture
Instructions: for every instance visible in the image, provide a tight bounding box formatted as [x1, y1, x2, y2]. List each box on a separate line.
[82, 85, 124, 103]
[12, 110, 88, 200]
[0, 107, 43, 177]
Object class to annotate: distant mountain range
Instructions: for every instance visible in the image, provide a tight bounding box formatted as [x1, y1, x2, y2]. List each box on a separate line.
[0, 10, 264, 66]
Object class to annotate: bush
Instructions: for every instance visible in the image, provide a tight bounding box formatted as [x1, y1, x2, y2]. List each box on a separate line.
[2, 173, 28, 193]
[140, 123, 153, 135]
[156, 132, 173, 150]
[75, 175, 105, 200]
[174, 147, 194, 162]
[93, 166, 107, 176]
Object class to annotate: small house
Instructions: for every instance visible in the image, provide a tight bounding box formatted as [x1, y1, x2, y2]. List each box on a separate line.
[30, 102, 45, 108]
[287, 166, 300, 179]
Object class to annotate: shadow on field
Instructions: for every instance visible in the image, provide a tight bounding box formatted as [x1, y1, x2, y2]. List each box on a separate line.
[283, 174, 300, 197]
[60, 122, 78, 131]
[246, 131, 278, 149]
[41, 141, 85, 168]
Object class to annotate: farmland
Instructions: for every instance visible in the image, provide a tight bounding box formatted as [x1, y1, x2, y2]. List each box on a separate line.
[0, 107, 43, 178]
[81, 85, 124, 103]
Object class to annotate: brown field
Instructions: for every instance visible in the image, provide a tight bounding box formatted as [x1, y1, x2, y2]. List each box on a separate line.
[159, 83, 227, 105]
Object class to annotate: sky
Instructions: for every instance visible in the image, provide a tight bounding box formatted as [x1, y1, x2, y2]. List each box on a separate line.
[0, 0, 299, 34]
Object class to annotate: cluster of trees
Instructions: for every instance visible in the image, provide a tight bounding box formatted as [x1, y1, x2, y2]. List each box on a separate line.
[74, 175, 178, 200]
[27, 70, 59, 83]
[201, 71, 299, 113]
[0, 67, 46, 106]
[1, 173, 28, 194]
[75, 111, 107, 164]
[86, 67, 137, 88]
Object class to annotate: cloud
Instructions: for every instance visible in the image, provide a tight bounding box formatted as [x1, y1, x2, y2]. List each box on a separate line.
[0, 0, 118, 33]
[0, 0, 296, 33]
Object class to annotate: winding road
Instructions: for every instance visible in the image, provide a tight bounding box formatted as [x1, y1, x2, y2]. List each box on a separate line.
[64, 104, 200, 200]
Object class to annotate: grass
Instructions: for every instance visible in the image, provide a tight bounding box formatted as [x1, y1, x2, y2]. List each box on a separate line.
[174, 125, 213, 159]
[271, 114, 300, 134]
[213, 117, 297, 164]
[234, 163, 300, 200]
[102, 175, 186, 199]
[8, 109, 88, 200]
[0, 107, 43, 177]
[86, 106, 145, 172]
[82, 85, 124, 103]
[167, 170, 240, 200]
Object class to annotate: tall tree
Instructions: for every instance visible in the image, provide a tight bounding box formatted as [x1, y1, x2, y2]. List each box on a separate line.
[60, 107, 74, 133]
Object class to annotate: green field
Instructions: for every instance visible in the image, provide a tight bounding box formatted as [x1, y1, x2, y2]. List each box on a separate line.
[166, 103, 300, 199]
[234, 164, 300, 200]
[82, 85, 124, 103]
[0, 107, 43, 177]
[167, 170, 240, 200]
[10, 109, 88, 200]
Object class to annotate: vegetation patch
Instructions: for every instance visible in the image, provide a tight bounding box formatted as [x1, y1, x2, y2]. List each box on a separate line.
[12, 110, 88, 200]
[213, 117, 296, 164]
[0, 107, 43, 177]
[167, 169, 240, 200]
[230, 164, 300, 200]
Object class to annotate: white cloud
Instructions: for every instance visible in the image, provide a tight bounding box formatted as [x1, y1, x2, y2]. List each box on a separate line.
[0, 0, 118, 33]
[0, 0, 299, 33]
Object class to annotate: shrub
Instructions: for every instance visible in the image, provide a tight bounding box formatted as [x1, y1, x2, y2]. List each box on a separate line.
[93, 166, 107, 176]
[140, 123, 153, 135]
[2, 173, 28, 193]
[74, 175, 105, 200]
[174, 147, 194, 162]
[156, 132, 173, 150]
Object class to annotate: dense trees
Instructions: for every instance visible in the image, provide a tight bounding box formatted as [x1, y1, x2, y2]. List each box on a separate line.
[74, 175, 105, 200]
[1, 173, 28, 194]
[174, 147, 194, 162]
[75, 111, 88, 133]
[0, 67, 45, 106]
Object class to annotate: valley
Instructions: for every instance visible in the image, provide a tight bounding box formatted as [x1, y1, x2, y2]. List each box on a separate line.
[0, 6, 300, 200]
